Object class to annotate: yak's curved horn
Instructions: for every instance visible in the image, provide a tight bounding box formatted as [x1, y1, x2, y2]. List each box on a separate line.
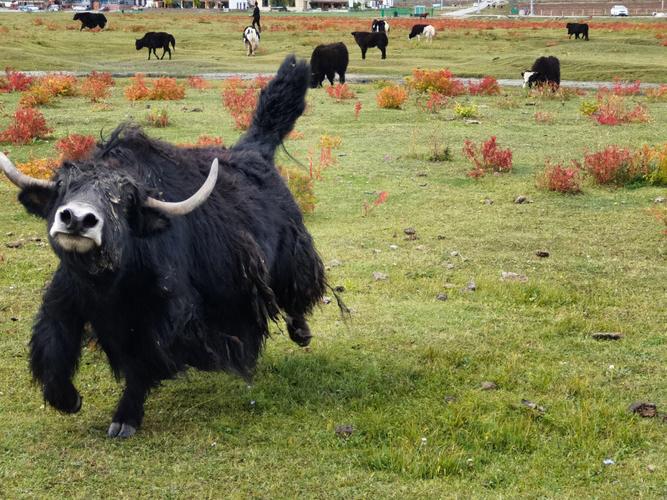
[144, 158, 219, 216]
[0, 151, 57, 190]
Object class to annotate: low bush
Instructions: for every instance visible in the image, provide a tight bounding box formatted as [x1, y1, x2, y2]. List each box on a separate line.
[0, 107, 52, 144]
[453, 101, 479, 119]
[589, 93, 650, 125]
[146, 109, 170, 128]
[81, 72, 114, 102]
[221, 77, 259, 130]
[124, 74, 151, 101]
[55, 134, 96, 161]
[417, 91, 449, 114]
[187, 76, 211, 90]
[376, 85, 408, 109]
[125, 75, 185, 101]
[354, 101, 362, 120]
[278, 165, 316, 214]
[583, 145, 637, 185]
[407, 68, 465, 96]
[538, 160, 582, 194]
[16, 157, 59, 180]
[0, 68, 34, 93]
[463, 136, 512, 178]
[467, 76, 500, 96]
[534, 111, 555, 124]
[325, 83, 356, 102]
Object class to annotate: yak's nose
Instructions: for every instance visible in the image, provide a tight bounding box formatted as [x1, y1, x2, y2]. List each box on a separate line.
[58, 207, 99, 232]
[50, 202, 104, 248]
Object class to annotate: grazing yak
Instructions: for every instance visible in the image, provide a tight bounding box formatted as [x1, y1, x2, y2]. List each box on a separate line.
[408, 24, 436, 42]
[0, 56, 328, 439]
[351, 31, 388, 60]
[371, 19, 390, 33]
[566, 22, 589, 40]
[135, 32, 176, 60]
[309, 42, 348, 87]
[243, 26, 260, 56]
[522, 56, 561, 89]
[73, 12, 107, 31]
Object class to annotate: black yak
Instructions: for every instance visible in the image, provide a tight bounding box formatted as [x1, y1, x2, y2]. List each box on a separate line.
[309, 42, 348, 87]
[73, 12, 107, 31]
[522, 55, 561, 89]
[566, 22, 589, 40]
[0, 56, 327, 439]
[135, 32, 176, 60]
[351, 31, 388, 60]
[371, 19, 390, 33]
[243, 26, 260, 56]
[408, 24, 436, 42]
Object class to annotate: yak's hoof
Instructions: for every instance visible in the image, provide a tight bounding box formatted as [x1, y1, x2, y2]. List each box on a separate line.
[72, 393, 82, 413]
[107, 422, 137, 439]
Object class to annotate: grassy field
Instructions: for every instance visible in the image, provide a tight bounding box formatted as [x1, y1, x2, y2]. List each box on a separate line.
[0, 66, 666, 496]
[0, 11, 666, 80]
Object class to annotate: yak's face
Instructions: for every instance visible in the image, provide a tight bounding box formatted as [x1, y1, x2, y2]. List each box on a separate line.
[135, 39, 143, 50]
[1, 152, 218, 274]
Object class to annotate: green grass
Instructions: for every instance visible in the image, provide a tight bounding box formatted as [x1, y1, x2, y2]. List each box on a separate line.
[0, 11, 666, 80]
[1, 59, 667, 496]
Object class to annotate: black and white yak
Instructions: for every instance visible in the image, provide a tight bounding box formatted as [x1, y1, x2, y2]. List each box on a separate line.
[371, 19, 390, 33]
[0, 56, 330, 439]
[73, 12, 107, 31]
[135, 32, 176, 60]
[309, 42, 349, 87]
[408, 24, 436, 42]
[566, 22, 589, 40]
[243, 26, 260, 56]
[351, 31, 388, 60]
[522, 56, 561, 89]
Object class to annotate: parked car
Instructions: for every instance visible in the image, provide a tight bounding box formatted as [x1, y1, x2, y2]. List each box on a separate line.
[72, 3, 90, 11]
[47, 3, 60, 10]
[610, 5, 629, 16]
[19, 4, 40, 10]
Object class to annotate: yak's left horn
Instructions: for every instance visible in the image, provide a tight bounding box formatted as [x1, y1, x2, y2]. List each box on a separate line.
[144, 158, 219, 216]
[0, 152, 57, 190]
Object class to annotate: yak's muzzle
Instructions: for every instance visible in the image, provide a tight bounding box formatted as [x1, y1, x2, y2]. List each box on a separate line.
[50, 202, 103, 253]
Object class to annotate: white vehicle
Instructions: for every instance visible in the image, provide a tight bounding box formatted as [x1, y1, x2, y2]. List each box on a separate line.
[72, 3, 91, 11]
[610, 5, 629, 16]
[19, 4, 40, 10]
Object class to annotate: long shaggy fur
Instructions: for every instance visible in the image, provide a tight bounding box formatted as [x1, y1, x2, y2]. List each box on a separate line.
[309, 42, 349, 88]
[20, 55, 326, 435]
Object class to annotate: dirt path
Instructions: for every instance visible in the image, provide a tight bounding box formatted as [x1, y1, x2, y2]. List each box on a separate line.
[20, 70, 664, 88]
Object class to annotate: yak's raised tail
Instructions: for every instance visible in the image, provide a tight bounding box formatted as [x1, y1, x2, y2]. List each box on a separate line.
[234, 55, 309, 160]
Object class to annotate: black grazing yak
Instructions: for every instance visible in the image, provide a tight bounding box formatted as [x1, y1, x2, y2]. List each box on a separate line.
[310, 42, 349, 87]
[522, 55, 561, 89]
[566, 22, 589, 40]
[408, 24, 436, 42]
[0, 56, 327, 439]
[135, 32, 176, 60]
[73, 12, 107, 31]
[351, 31, 388, 60]
[371, 19, 390, 33]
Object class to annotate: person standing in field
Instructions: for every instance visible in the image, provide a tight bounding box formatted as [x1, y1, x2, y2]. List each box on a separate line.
[251, 3, 261, 33]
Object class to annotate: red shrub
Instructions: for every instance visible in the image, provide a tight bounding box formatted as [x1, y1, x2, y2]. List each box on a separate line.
[463, 136, 513, 178]
[194, 135, 224, 147]
[56, 134, 96, 161]
[354, 101, 362, 120]
[376, 85, 408, 109]
[408, 68, 465, 96]
[0, 107, 52, 144]
[534, 111, 555, 124]
[187, 76, 211, 90]
[417, 91, 449, 113]
[325, 83, 356, 102]
[467, 76, 500, 96]
[0, 68, 34, 93]
[539, 160, 582, 193]
[609, 77, 641, 96]
[592, 93, 650, 125]
[362, 191, 389, 216]
[583, 146, 637, 185]
[221, 77, 259, 130]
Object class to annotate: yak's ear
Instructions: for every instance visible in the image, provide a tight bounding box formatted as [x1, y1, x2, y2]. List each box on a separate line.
[17, 185, 56, 218]
[130, 206, 171, 237]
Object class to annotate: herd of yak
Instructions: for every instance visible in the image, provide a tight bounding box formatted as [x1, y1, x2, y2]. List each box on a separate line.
[0, 12, 582, 438]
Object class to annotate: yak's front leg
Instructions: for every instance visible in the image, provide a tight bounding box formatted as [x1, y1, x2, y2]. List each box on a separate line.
[30, 273, 85, 414]
[108, 372, 150, 439]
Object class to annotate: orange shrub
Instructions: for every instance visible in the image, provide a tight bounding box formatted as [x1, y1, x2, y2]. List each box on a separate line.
[149, 78, 185, 100]
[39, 74, 78, 97]
[221, 77, 259, 130]
[16, 157, 59, 180]
[81, 72, 114, 102]
[124, 74, 151, 101]
[408, 68, 465, 96]
[325, 83, 356, 102]
[19, 85, 53, 107]
[56, 134, 96, 161]
[278, 165, 316, 214]
[188, 76, 211, 90]
[376, 85, 408, 109]
[146, 109, 170, 128]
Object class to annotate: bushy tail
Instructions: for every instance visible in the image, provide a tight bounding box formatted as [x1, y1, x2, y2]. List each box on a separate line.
[170, 35, 176, 51]
[234, 55, 309, 159]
